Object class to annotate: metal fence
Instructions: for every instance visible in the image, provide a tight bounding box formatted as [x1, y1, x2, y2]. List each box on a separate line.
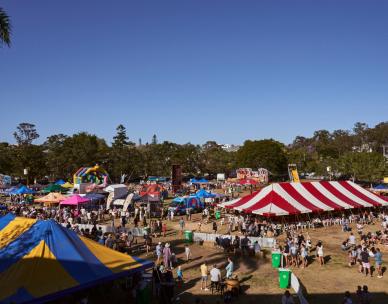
[193, 232, 274, 248]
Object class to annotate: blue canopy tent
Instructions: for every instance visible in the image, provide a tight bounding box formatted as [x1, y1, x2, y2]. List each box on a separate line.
[196, 188, 216, 198]
[55, 179, 66, 185]
[172, 197, 185, 203]
[374, 184, 388, 190]
[12, 186, 35, 195]
[4, 186, 18, 195]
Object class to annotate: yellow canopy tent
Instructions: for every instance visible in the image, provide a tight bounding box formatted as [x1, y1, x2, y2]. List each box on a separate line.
[62, 182, 74, 189]
[34, 193, 67, 205]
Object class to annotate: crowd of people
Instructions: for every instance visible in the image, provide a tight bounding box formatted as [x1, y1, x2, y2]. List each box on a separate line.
[1, 189, 388, 304]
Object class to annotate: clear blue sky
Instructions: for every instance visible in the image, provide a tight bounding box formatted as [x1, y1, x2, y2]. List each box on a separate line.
[1, 1, 387, 146]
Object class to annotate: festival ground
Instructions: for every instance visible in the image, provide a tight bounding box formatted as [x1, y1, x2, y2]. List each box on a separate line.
[133, 214, 388, 304]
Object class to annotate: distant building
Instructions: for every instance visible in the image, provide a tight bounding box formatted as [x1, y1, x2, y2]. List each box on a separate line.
[221, 144, 241, 152]
[352, 143, 373, 153]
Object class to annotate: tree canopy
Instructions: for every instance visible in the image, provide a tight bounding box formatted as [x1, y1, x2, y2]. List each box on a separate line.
[0, 121, 387, 183]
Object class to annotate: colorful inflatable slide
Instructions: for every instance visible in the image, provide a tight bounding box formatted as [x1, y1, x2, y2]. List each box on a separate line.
[73, 165, 109, 186]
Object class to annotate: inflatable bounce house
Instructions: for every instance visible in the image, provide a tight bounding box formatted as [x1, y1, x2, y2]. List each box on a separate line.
[73, 165, 109, 187]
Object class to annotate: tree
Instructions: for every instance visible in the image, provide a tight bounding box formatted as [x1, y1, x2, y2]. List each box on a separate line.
[44, 134, 69, 179]
[338, 152, 387, 182]
[13, 123, 39, 145]
[0, 142, 13, 174]
[108, 125, 138, 182]
[112, 124, 129, 148]
[237, 139, 288, 177]
[0, 7, 11, 47]
[151, 134, 158, 145]
[60, 132, 109, 176]
[199, 141, 234, 175]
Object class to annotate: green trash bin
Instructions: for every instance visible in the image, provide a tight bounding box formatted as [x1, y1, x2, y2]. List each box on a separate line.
[271, 252, 282, 268]
[215, 210, 221, 220]
[184, 230, 193, 243]
[278, 268, 291, 288]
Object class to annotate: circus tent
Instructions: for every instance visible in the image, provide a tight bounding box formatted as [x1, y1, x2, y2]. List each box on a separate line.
[0, 214, 153, 303]
[220, 181, 388, 216]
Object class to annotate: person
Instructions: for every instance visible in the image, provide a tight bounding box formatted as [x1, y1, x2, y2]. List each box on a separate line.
[145, 234, 152, 254]
[163, 243, 172, 269]
[361, 285, 371, 304]
[283, 242, 290, 267]
[176, 265, 183, 287]
[184, 244, 191, 262]
[254, 241, 262, 257]
[374, 248, 383, 278]
[356, 286, 363, 303]
[342, 291, 353, 304]
[153, 264, 162, 297]
[156, 242, 163, 264]
[200, 262, 209, 291]
[225, 257, 234, 279]
[241, 235, 250, 255]
[213, 221, 218, 234]
[349, 232, 356, 246]
[290, 241, 299, 267]
[162, 222, 167, 237]
[210, 264, 221, 290]
[105, 234, 114, 249]
[360, 248, 371, 277]
[281, 290, 295, 304]
[316, 241, 324, 266]
[127, 231, 134, 249]
[300, 244, 308, 268]
[179, 217, 185, 235]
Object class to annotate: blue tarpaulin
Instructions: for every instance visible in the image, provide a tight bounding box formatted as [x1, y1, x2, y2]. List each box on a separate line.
[196, 189, 216, 198]
[11, 186, 35, 195]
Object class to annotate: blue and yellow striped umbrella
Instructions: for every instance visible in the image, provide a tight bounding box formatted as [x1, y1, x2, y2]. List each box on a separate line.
[0, 214, 153, 304]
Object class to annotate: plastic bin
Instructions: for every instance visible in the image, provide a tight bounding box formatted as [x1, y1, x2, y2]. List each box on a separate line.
[271, 252, 282, 268]
[278, 268, 291, 288]
[215, 210, 221, 220]
[184, 230, 193, 242]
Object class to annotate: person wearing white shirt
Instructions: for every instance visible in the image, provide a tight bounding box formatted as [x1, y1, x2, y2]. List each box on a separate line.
[210, 264, 221, 289]
[349, 233, 356, 246]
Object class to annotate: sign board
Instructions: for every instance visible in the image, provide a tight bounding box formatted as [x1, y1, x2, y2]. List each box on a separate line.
[236, 168, 268, 184]
[217, 173, 225, 181]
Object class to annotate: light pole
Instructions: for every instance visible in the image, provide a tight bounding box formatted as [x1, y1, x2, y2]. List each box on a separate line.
[23, 168, 29, 186]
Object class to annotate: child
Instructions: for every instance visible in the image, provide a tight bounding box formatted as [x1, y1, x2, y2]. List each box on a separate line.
[176, 266, 183, 287]
[185, 244, 191, 262]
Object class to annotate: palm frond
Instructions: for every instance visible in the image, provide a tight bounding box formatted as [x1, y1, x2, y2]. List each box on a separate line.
[0, 7, 12, 47]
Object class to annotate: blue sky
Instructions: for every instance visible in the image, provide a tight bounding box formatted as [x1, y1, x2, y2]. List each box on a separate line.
[1, 1, 387, 145]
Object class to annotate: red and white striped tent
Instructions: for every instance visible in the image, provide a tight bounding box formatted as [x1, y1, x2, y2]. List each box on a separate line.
[220, 181, 388, 216]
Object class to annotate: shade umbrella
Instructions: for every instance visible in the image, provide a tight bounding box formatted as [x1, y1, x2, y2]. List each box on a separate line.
[55, 179, 66, 185]
[35, 192, 67, 204]
[59, 195, 90, 206]
[42, 184, 67, 193]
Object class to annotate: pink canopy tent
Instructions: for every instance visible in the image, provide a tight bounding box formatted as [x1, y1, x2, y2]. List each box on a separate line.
[59, 194, 90, 206]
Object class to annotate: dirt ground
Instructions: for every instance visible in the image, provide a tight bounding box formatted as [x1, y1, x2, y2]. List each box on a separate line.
[136, 213, 388, 304]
